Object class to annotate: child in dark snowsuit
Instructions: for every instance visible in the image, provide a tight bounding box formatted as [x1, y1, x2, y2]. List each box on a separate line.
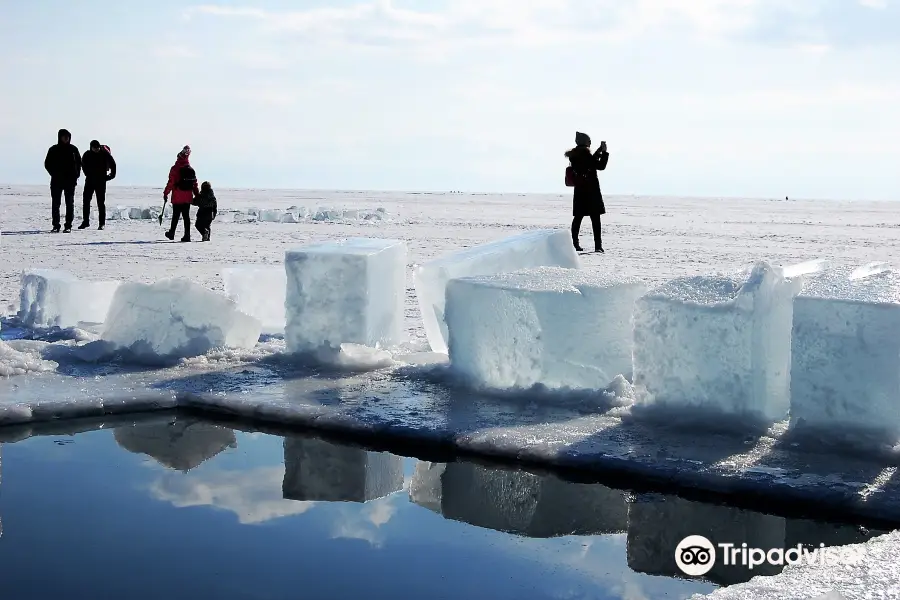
[193, 181, 218, 242]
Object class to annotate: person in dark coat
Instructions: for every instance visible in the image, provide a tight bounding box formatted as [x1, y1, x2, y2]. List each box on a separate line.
[79, 140, 117, 230]
[565, 132, 609, 252]
[193, 181, 218, 242]
[44, 129, 82, 233]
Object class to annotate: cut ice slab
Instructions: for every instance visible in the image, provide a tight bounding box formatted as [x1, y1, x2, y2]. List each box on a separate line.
[283, 436, 403, 502]
[445, 267, 646, 392]
[94, 278, 262, 364]
[790, 264, 900, 446]
[409, 461, 627, 537]
[632, 261, 807, 427]
[414, 229, 580, 354]
[222, 265, 286, 334]
[284, 238, 407, 353]
[18, 269, 120, 328]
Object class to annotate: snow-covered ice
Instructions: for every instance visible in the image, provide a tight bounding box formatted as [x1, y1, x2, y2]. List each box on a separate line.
[445, 267, 646, 391]
[0, 339, 57, 376]
[632, 262, 805, 427]
[222, 265, 286, 335]
[96, 278, 262, 363]
[409, 461, 627, 536]
[18, 269, 120, 328]
[284, 238, 407, 354]
[414, 229, 580, 354]
[282, 436, 403, 502]
[790, 265, 900, 445]
[696, 530, 900, 599]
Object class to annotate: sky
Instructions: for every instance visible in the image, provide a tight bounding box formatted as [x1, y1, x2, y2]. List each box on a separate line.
[0, 0, 898, 199]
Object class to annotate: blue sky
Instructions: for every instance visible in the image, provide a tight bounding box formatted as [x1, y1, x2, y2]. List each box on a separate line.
[1, 0, 897, 199]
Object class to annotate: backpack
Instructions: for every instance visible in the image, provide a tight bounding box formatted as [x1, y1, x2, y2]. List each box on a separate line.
[176, 165, 197, 191]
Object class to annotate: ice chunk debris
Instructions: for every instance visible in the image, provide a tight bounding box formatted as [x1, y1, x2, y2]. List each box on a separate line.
[633, 262, 805, 426]
[414, 229, 580, 354]
[258, 209, 284, 222]
[282, 436, 403, 502]
[0, 339, 57, 376]
[96, 278, 262, 363]
[446, 267, 646, 391]
[19, 269, 120, 328]
[409, 461, 627, 536]
[284, 238, 407, 354]
[790, 264, 900, 445]
[222, 265, 286, 335]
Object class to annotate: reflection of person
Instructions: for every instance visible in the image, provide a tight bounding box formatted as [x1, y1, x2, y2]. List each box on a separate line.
[564, 132, 609, 253]
[79, 140, 116, 230]
[113, 420, 236, 472]
[163, 145, 199, 242]
[44, 128, 82, 233]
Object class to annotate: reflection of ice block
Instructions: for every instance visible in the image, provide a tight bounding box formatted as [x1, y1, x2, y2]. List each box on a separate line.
[627, 494, 785, 586]
[222, 265, 287, 334]
[284, 238, 407, 353]
[408, 461, 627, 536]
[633, 262, 804, 424]
[19, 269, 121, 328]
[113, 420, 236, 471]
[282, 437, 403, 503]
[414, 229, 580, 353]
[790, 266, 900, 444]
[785, 518, 885, 550]
[101, 278, 262, 361]
[446, 267, 646, 390]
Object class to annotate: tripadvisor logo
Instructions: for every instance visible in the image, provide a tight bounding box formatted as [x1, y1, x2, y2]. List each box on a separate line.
[674, 535, 866, 577]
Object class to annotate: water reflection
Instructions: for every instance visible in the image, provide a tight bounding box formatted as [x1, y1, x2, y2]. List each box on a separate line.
[0, 416, 892, 599]
[410, 461, 627, 537]
[282, 437, 403, 503]
[114, 419, 236, 471]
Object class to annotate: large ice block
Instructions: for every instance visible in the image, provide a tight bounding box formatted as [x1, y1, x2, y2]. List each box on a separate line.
[113, 419, 237, 471]
[632, 262, 804, 425]
[282, 437, 403, 502]
[414, 229, 580, 354]
[446, 267, 646, 390]
[627, 493, 785, 586]
[18, 269, 121, 328]
[408, 461, 627, 536]
[790, 266, 900, 444]
[222, 265, 287, 335]
[284, 238, 407, 353]
[100, 278, 262, 361]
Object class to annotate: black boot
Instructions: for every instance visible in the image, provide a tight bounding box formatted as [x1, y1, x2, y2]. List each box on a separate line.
[51, 226, 61, 233]
[78, 222, 89, 230]
[165, 230, 175, 240]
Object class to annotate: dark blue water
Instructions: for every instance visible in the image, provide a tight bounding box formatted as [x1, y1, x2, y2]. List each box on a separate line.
[0, 415, 885, 600]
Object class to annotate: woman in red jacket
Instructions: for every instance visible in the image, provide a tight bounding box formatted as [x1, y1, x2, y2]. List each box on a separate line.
[163, 145, 199, 242]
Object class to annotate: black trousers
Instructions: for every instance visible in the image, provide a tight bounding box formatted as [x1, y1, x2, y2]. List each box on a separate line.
[169, 204, 191, 239]
[50, 181, 76, 229]
[83, 178, 107, 226]
[572, 214, 602, 250]
[195, 208, 215, 235]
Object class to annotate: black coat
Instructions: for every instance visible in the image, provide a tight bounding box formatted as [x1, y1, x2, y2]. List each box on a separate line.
[566, 146, 609, 217]
[82, 148, 116, 181]
[45, 142, 82, 185]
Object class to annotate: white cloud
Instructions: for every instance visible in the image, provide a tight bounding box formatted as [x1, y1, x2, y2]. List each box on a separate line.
[858, 0, 888, 8]
[150, 466, 317, 524]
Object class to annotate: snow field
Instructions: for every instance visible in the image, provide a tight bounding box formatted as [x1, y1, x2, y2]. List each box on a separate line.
[222, 265, 287, 335]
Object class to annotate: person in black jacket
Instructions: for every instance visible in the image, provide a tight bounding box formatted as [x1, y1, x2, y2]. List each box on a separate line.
[44, 129, 82, 233]
[193, 181, 218, 242]
[564, 132, 609, 252]
[79, 140, 117, 230]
